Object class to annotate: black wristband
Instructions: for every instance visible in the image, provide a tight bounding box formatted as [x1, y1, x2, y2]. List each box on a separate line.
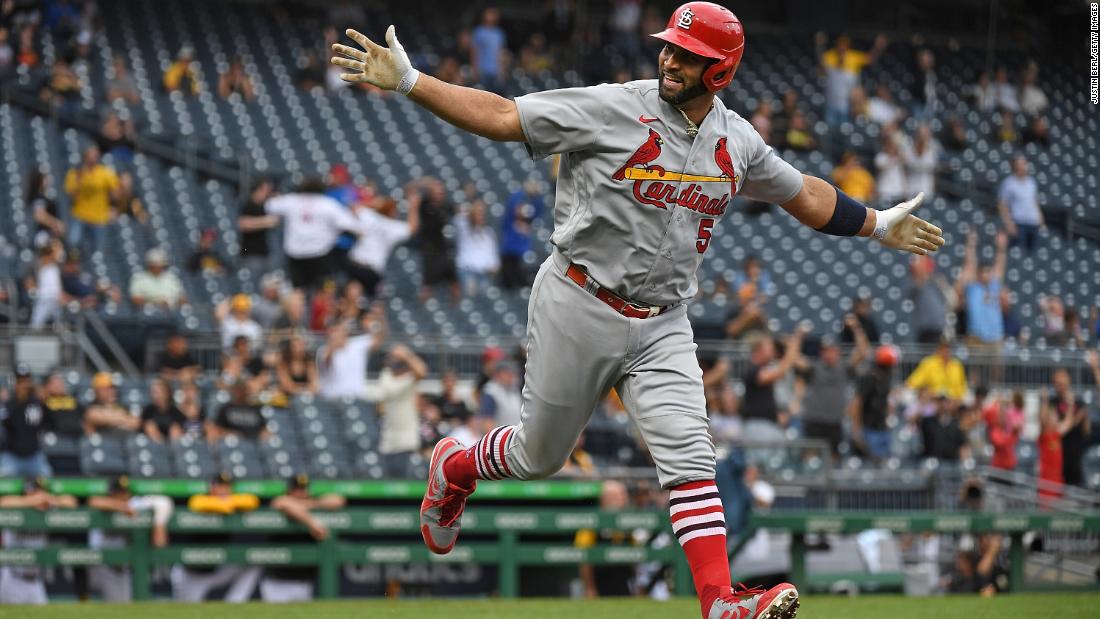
[815, 187, 868, 237]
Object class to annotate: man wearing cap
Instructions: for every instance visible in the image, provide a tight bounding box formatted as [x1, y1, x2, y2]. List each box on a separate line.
[0, 367, 52, 477]
[129, 247, 186, 310]
[795, 316, 869, 457]
[84, 372, 141, 435]
[377, 345, 429, 476]
[216, 294, 263, 350]
[172, 473, 261, 602]
[251, 274, 285, 329]
[87, 475, 174, 601]
[850, 346, 901, 461]
[0, 478, 77, 604]
[479, 360, 522, 428]
[261, 473, 346, 602]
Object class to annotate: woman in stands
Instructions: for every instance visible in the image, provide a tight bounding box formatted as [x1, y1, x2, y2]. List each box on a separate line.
[276, 335, 319, 398]
[141, 378, 184, 443]
[1036, 388, 1074, 508]
[176, 383, 208, 441]
[25, 168, 64, 244]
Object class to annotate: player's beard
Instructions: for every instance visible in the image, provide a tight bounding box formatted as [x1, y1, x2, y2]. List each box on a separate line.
[658, 74, 709, 105]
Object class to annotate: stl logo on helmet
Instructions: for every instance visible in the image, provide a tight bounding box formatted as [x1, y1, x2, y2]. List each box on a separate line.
[676, 7, 695, 29]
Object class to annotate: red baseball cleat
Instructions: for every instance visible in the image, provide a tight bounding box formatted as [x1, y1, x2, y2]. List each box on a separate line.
[419, 437, 474, 555]
[704, 583, 799, 619]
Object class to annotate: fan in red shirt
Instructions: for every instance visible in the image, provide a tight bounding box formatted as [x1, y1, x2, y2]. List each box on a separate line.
[981, 388, 1024, 471]
[1037, 389, 1072, 509]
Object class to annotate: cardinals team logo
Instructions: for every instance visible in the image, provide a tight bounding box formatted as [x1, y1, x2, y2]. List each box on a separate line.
[612, 130, 738, 216]
[612, 128, 664, 181]
[713, 137, 738, 195]
[677, 7, 695, 29]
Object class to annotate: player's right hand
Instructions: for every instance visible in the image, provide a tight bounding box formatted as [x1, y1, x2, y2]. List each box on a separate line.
[331, 26, 413, 91]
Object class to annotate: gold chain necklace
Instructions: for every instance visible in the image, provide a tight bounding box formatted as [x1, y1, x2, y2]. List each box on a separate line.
[676, 102, 713, 138]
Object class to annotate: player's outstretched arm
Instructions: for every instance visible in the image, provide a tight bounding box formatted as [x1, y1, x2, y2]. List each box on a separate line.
[331, 26, 524, 142]
[782, 175, 945, 255]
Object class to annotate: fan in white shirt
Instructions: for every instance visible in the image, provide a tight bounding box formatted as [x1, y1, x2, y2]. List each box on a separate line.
[316, 310, 386, 400]
[453, 200, 500, 297]
[866, 84, 901, 126]
[903, 125, 939, 198]
[1018, 65, 1048, 115]
[215, 294, 263, 350]
[347, 195, 419, 297]
[30, 242, 64, 329]
[992, 67, 1019, 112]
[264, 177, 369, 289]
[874, 140, 908, 204]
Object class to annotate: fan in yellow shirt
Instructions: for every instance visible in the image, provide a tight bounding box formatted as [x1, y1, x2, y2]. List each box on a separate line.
[164, 46, 200, 95]
[832, 151, 875, 203]
[905, 340, 969, 400]
[64, 145, 119, 256]
[819, 33, 887, 77]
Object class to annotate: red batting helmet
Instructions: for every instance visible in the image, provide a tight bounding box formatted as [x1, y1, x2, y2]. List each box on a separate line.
[651, 2, 745, 92]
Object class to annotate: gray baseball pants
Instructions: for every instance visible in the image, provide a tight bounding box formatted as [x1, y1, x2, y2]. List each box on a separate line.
[493, 250, 715, 488]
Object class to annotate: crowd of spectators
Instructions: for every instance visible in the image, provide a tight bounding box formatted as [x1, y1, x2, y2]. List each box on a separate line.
[695, 314, 1098, 504]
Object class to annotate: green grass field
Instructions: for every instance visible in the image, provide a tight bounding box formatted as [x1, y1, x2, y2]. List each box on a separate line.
[1, 594, 1098, 619]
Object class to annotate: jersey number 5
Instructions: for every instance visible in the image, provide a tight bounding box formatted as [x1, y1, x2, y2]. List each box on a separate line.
[696, 218, 714, 253]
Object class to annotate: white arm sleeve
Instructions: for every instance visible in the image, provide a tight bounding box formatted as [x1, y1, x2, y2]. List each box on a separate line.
[130, 495, 174, 526]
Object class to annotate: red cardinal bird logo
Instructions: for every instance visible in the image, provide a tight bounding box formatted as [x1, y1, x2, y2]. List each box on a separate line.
[612, 129, 664, 181]
[713, 137, 738, 192]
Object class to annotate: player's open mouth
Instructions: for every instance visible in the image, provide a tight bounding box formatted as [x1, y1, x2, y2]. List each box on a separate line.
[661, 74, 683, 88]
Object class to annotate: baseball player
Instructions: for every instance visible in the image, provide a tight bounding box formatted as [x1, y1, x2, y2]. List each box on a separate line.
[331, 3, 944, 618]
[87, 474, 174, 601]
[0, 478, 78, 604]
[260, 473, 346, 602]
[171, 472, 262, 602]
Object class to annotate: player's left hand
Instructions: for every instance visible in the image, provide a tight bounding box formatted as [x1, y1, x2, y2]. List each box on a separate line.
[873, 192, 945, 255]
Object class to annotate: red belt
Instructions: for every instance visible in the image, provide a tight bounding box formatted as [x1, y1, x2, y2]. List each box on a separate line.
[564, 263, 673, 319]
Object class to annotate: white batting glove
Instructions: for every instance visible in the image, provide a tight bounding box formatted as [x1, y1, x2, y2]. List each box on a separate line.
[872, 192, 945, 255]
[330, 26, 419, 95]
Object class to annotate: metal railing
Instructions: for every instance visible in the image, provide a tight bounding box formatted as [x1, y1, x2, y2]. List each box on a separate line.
[142, 331, 1100, 392]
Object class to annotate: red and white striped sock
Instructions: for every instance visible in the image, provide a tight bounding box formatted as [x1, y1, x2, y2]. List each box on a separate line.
[443, 426, 517, 488]
[669, 480, 730, 611]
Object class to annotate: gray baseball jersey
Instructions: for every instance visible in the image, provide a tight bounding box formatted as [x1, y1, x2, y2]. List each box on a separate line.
[472, 80, 808, 489]
[515, 79, 803, 305]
